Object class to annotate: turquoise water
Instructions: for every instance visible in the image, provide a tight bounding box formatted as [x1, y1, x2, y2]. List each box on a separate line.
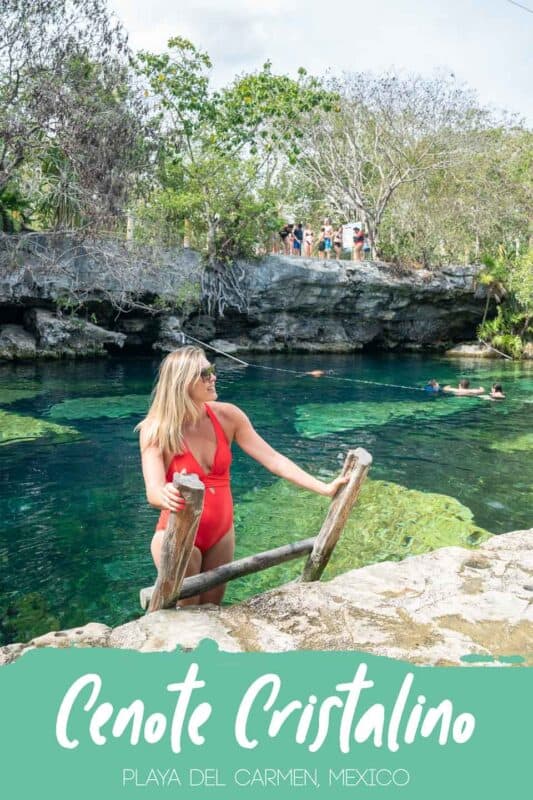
[0, 353, 531, 645]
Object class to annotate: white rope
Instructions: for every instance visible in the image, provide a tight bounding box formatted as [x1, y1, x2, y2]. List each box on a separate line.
[181, 333, 427, 392]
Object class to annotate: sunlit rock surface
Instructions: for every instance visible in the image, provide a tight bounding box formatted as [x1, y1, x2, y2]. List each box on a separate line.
[2, 530, 531, 667]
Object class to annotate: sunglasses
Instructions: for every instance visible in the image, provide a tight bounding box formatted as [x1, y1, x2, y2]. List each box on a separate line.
[199, 364, 217, 381]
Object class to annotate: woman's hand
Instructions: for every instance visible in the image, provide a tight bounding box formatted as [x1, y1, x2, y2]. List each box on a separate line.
[321, 474, 349, 497]
[160, 482, 186, 512]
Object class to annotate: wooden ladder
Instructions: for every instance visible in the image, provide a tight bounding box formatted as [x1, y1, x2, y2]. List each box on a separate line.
[140, 448, 372, 612]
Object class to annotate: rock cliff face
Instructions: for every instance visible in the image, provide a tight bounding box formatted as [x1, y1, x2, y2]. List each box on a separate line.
[2, 530, 531, 667]
[0, 236, 487, 359]
[214, 257, 486, 353]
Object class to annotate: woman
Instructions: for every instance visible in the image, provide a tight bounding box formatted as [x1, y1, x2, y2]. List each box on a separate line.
[353, 226, 365, 261]
[304, 225, 314, 257]
[333, 225, 343, 260]
[138, 347, 347, 605]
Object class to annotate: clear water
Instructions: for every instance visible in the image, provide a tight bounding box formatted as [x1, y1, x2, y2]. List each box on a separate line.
[0, 353, 531, 645]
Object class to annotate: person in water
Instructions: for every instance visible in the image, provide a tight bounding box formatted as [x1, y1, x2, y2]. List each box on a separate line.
[443, 379, 485, 396]
[138, 347, 347, 605]
[481, 383, 506, 401]
[424, 379, 441, 393]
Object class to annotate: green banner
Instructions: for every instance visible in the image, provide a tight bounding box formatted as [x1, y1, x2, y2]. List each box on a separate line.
[0, 641, 530, 798]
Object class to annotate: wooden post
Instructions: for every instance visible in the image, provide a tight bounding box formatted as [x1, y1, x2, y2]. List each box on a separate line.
[146, 472, 205, 613]
[301, 448, 372, 582]
[140, 537, 316, 610]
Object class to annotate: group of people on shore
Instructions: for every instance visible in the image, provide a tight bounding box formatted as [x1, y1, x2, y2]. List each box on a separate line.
[277, 218, 371, 261]
[425, 378, 506, 400]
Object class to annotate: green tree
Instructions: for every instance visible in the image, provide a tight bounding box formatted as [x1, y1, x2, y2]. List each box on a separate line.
[299, 72, 489, 258]
[0, 0, 145, 230]
[379, 125, 532, 267]
[135, 37, 335, 305]
[477, 247, 533, 358]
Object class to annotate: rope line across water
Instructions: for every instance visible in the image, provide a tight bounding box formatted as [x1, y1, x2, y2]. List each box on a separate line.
[182, 333, 427, 393]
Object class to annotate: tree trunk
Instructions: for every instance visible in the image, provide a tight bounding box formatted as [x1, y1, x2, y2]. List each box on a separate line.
[206, 216, 218, 269]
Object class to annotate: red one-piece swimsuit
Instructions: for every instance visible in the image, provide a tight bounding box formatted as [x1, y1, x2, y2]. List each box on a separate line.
[155, 404, 233, 553]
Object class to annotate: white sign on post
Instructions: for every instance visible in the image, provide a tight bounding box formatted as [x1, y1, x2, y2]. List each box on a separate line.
[342, 222, 362, 250]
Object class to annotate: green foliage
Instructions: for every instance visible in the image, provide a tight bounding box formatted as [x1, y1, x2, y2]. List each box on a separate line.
[0, 185, 31, 232]
[135, 38, 335, 264]
[0, 386, 41, 405]
[477, 247, 533, 358]
[0, 1, 145, 231]
[360, 125, 532, 267]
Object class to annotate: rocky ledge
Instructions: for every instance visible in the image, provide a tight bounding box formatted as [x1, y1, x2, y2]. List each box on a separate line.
[2, 530, 531, 667]
[0, 234, 490, 358]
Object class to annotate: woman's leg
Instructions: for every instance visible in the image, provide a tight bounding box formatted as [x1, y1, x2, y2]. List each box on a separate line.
[199, 526, 235, 605]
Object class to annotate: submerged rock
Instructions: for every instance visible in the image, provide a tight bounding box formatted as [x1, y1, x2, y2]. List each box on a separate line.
[228, 479, 490, 604]
[294, 396, 477, 438]
[46, 393, 150, 421]
[0, 409, 79, 447]
[490, 432, 533, 453]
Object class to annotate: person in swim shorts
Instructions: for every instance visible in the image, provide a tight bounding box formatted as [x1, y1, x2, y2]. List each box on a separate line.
[138, 346, 347, 605]
[323, 218, 333, 259]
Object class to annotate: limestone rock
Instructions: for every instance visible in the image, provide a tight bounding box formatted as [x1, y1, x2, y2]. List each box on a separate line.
[0, 324, 37, 359]
[0, 235, 489, 355]
[183, 314, 217, 342]
[2, 530, 531, 667]
[153, 315, 185, 352]
[522, 342, 533, 360]
[209, 339, 243, 354]
[231, 257, 486, 352]
[445, 342, 501, 359]
[109, 608, 242, 653]
[24, 308, 125, 357]
[29, 623, 111, 649]
[224, 530, 533, 665]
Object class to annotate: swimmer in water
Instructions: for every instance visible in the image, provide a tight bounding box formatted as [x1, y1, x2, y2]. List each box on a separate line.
[481, 383, 506, 401]
[443, 379, 485, 396]
[424, 379, 441, 393]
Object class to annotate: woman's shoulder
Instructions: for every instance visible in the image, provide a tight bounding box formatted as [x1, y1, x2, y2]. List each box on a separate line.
[209, 401, 247, 422]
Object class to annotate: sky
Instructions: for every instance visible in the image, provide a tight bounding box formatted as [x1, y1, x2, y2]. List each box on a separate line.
[109, 0, 532, 125]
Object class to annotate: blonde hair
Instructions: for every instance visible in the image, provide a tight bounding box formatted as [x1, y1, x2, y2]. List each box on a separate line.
[136, 346, 207, 454]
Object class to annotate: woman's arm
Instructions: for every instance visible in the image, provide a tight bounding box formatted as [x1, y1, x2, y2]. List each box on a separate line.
[140, 430, 185, 512]
[231, 405, 347, 497]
